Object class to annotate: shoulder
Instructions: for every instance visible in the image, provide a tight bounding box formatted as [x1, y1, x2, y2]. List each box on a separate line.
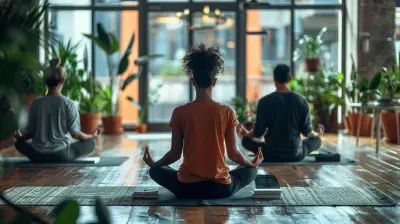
[291, 92, 308, 104]
[172, 104, 189, 116]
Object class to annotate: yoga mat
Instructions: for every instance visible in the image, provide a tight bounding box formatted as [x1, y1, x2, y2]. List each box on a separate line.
[2, 186, 395, 207]
[226, 156, 356, 166]
[125, 133, 171, 141]
[0, 157, 128, 167]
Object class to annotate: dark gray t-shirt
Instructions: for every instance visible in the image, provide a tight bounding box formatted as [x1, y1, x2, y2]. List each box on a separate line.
[253, 92, 312, 154]
[27, 96, 80, 152]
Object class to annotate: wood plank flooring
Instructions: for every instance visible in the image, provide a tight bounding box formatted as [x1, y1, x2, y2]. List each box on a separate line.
[0, 133, 399, 223]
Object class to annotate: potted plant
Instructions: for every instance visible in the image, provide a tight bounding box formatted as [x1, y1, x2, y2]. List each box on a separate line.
[229, 97, 257, 130]
[379, 66, 400, 144]
[344, 61, 381, 136]
[133, 83, 163, 133]
[294, 27, 327, 72]
[0, 0, 50, 143]
[84, 23, 162, 135]
[290, 70, 345, 132]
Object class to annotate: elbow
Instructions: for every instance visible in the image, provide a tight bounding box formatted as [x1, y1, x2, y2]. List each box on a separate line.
[71, 133, 83, 140]
[170, 151, 182, 161]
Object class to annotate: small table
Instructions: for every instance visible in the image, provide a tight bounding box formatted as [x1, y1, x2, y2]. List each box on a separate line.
[349, 102, 400, 154]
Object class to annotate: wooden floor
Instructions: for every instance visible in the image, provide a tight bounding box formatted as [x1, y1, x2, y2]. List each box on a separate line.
[0, 133, 399, 223]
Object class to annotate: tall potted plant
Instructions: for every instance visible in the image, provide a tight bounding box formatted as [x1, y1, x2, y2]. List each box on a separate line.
[133, 82, 163, 133]
[84, 23, 162, 134]
[294, 27, 327, 72]
[379, 66, 400, 144]
[0, 0, 50, 143]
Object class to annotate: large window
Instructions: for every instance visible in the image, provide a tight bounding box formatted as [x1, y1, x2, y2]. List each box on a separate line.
[46, 0, 344, 129]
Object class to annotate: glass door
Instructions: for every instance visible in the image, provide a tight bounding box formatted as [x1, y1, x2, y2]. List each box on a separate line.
[148, 12, 189, 123]
[192, 10, 236, 104]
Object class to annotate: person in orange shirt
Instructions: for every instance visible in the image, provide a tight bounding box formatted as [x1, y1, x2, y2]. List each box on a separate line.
[143, 44, 264, 199]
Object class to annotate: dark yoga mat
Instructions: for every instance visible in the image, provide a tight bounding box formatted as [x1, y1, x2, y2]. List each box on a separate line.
[226, 156, 356, 166]
[0, 157, 128, 167]
[2, 186, 395, 207]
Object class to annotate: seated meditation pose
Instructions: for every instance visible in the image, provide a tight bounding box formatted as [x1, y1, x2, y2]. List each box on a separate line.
[237, 64, 324, 162]
[143, 44, 264, 199]
[14, 58, 100, 162]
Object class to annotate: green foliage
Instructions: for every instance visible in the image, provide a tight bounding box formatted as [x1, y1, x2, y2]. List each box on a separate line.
[79, 75, 107, 114]
[293, 27, 327, 60]
[0, 0, 51, 141]
[229, 97, 258, 124]
[0, 193, 111, 224]
[85, 23, 163, 116]
[51, 40, 85, 101]
[379, 66, 400, 100]
[136, 83, 163, 124]
[290, 70, 345, 126]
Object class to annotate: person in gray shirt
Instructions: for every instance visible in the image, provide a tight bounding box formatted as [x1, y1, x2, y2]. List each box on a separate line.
[237, 64, 324, 162]
[14, 58, 100, 162]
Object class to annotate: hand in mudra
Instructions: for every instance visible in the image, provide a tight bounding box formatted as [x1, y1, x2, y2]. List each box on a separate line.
[248, 147, 264, 168]
[143, 146, 155, 167]
[317, 124, 325, 135]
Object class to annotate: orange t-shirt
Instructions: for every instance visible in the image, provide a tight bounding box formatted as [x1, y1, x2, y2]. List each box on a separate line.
[169, 101, 238, 184]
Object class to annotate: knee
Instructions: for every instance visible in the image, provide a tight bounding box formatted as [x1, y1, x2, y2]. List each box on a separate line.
[148, 166, 160, 180]
[248, 167, 258, 180]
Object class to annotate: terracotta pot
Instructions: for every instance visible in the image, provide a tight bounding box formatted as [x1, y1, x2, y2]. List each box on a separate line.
[135, 124, 148, 133]
[382, 112, 400, 144]
[26, 92, 36, 108]
[347, 113, 373, 136]
[305, 58, 320, 72]
[102, 116, 123, 135]
[80, 112, 101, 134]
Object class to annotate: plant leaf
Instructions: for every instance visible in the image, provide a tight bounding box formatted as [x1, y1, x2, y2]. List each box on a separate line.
[97, 23, 112, 54]
[134, 54, 163, 65]
[54, 200, 80, 224]
[126, 96, 141, 109]
[121, 74, 138, 91]
[83, 34, 109, 54]
[117, 33, 135, 75]
[95, 198, 111, 224]
[108, 33, 120, 54]
[369, 72, 382, 90]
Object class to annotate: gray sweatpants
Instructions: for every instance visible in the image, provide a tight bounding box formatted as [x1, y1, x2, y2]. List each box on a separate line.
[15, 139, 96, 162]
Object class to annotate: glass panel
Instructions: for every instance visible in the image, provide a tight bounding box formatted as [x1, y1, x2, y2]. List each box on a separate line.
[50, 0, 90, 5]
[256, 0, 290, 4]
[50, 10, 92, 70]
[395, 8, 400, 62]
[295, 0, 341, 4]
[294, 10, 340, 75]
[148, 0, 188, 2]
[193, 11, 236, 104]
[148, 12, 189, 123]
[95, 0, 138, 6]
[246, 10, 291, 100]
[94, 11, 139, 123]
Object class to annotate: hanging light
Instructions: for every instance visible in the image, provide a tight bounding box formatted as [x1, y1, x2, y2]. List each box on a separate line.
[184, 9, 190, 15]
[176, 12, 182, 18]
[215, 9, 220, 16]
[203, 6, 210, 14]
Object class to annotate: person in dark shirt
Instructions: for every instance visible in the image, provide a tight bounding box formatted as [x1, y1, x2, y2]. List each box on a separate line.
[237, 64, 324, 162]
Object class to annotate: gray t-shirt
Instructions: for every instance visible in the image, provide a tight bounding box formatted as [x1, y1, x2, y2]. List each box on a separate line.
[27, 96, 80, 152]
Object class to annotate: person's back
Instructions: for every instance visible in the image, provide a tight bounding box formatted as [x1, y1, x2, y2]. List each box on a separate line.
[255, 92, 310, 154]
[30, 95, 79, 152]
[143, 44, 263, 199]
[239, 64, 323, 162]
[14, 58, 99, 162]
[172, 101, 234, 184]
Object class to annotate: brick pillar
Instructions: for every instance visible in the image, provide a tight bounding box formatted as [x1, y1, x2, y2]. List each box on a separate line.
[358, 0, 396, 78]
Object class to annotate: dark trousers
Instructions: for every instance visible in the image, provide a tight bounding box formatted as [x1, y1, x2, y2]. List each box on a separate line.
[242, 136, 322, 162]
[149, 166, 257, 199]
[15, 139, 96, 162]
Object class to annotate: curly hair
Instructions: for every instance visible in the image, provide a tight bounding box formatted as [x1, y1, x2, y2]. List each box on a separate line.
[182, 44, 224, 88]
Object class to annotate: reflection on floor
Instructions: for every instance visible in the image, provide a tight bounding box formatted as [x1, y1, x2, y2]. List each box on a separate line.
[0, 133, 399, 223]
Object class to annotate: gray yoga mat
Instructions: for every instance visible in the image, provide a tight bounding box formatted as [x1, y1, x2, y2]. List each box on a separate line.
[2, 186, 395, 207]
[0, 157, 128, 167]
[226, 156, 356, 166]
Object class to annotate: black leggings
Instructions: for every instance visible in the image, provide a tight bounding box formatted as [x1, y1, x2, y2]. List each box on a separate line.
[15, 139, 96, 162]
[149, 166, 257, 199]
[242, 136, 322, 162]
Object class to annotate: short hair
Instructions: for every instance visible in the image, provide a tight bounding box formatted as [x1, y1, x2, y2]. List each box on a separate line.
[182, 44, 224, 88]
[273, 64, 291, 83]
